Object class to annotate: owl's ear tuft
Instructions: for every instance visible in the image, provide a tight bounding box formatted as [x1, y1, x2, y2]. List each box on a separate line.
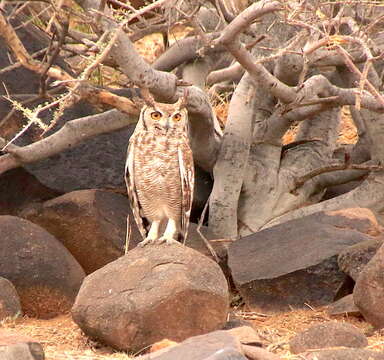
[140, 88, 156, 108]
[175, 88, 189, 110]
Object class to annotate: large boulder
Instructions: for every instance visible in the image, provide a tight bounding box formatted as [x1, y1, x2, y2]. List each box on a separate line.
[289, 322, 368, 354]
[0, 277, 22, 321]
[338, 238, 383, 281]
[21, 189, 141, 274]
[228, 209, 381, 312]
[72, 243, 229, 352]
[354, 243, 384, 328]
[0, 216, 85, 318]
[0, 330, 44, 360]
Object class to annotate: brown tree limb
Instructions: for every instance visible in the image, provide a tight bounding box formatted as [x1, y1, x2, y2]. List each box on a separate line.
[291, 160, 384, 195]
[0, 11, 139, 116]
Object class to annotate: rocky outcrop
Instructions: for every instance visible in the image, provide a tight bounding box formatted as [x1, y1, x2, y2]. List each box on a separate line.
[228, 209, 380, 312]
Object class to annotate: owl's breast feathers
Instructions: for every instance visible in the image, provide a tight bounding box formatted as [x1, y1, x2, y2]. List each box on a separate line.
[129, 129, 194, 224]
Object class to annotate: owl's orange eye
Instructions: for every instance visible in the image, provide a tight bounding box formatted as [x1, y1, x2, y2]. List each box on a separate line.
[173, 113, 182, 121]
[151, 111, 162, 120]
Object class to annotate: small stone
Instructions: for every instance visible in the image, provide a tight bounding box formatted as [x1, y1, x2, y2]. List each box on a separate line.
[302, 348, 384, 360]
[326, 294, 360, 317]
[0, 277, 22, 321]
[135, 330, 242, 360]
[289, 321, 368, 354]
[0, 329, 44, 360]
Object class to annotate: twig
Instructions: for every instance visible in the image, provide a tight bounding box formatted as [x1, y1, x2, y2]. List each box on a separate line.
[196, 197, 220, 263]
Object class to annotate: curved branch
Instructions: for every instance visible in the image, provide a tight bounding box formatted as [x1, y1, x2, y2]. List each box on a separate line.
[153, 33, 222, 72]
[207, 62, 244, 85]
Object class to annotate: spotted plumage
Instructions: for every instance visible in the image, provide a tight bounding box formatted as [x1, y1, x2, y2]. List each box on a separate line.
[125, 98, 194, 247]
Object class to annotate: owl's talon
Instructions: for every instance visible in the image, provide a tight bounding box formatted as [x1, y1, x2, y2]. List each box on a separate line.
[138, 238, 157, 247]
[157, 236, 179, 245]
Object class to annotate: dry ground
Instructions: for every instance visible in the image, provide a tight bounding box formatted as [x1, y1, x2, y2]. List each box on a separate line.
[1, 307, 384, 360]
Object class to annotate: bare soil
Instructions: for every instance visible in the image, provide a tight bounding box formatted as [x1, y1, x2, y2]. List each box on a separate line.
[1, 307, 384, 359]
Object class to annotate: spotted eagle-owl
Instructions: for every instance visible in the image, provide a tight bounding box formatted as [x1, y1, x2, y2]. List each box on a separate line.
[125, 97, 194, 247]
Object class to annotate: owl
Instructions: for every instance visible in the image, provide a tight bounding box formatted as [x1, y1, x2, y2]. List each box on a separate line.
[125, 96, 194, 247]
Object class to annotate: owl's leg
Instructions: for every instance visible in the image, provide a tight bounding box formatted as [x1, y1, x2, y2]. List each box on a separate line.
[157, 219, 179, 245]
[138, 220, 161, 247]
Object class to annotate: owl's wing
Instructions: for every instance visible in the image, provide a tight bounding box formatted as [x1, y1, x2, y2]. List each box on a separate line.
[178, 140, 195, 244]
[125, 137, 147, 240]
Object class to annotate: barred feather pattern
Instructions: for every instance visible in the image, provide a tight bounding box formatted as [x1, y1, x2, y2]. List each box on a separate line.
[125, 103, 194, 243]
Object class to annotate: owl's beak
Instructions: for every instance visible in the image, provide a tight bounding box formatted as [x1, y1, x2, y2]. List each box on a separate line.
[164, 119, 170, 131]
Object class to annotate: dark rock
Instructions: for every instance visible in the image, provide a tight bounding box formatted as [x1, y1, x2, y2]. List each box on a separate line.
[25, 124, 135, 192]
[0, 168, 60, 216]
[302, 348, 384, 360]
[289, 321, 368, 354]
[0, 329, 44, 360]
[72, 243, 229, 352]
[228, 210, 377, 312]
[333, 276, 355, 300]
[338, 238, 383, 281]
[327, 294, 361, 317]
[21, 189, 141, 274]
[135, 330, 242, 360]
[0, 216, 85, 318]
[354, 243, 384, 328]
[0, 277, 22, 321]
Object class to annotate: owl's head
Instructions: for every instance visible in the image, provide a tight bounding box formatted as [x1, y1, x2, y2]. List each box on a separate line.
[139, 99, 188, 133]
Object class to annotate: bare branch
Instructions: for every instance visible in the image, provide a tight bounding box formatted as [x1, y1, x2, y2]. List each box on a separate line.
[0, 110, 135, 175]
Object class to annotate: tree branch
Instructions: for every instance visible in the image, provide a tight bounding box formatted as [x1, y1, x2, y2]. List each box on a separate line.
[0, 110, 135, 175]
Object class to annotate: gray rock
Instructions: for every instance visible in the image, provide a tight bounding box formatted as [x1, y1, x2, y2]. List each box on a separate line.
[289, 321, 368, 354]
[0, 278, 22, 321]
[338, 238, 383, 281]
[72, 243, 229, 352]
[21, 189, 141, 274]
[228, 210, 377, 312]
[0, 216, 85, 318]
[326, 294, 360, 317]
[354, 243, 384, 328]
[302, 348, 384, 360]
[135, 331, 242, 360]
[203, 348, 247, 360]
[0, 330, 44, 360]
